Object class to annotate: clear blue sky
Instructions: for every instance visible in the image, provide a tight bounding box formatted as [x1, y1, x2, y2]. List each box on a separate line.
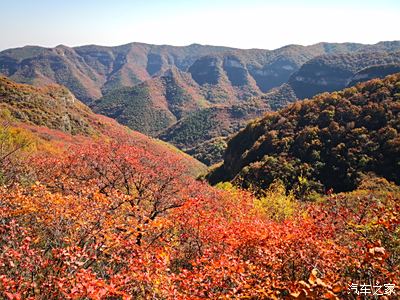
[1, 0, 399, 50]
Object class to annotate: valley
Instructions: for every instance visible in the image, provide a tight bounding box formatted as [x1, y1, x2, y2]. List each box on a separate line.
[2, 41, 400, 165]
[0, 33, 399, 299]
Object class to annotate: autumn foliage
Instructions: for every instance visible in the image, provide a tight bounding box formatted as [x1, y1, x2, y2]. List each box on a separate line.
[0, 75, 399, 299]
[0, 126, 398, 299]
[209, 74, 400, 194]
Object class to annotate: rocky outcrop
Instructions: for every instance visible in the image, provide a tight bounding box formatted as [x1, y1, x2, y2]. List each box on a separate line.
[189, 56, 221, 85]
[348, 64, 400, 86]
[289, 51, 400, 99]
[2, 41, 399, 104]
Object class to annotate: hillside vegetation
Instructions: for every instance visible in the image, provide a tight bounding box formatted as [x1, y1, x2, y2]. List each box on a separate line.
[0, 75, 399, 299]
[92, 69, 208, 136]
[348, 63, 400, 86]
[0, 77, 205, 175]
[0, 76, 97, 135]
[289, 51, 400, 99]
[3, 42, 400, 166]
[158, 85, 298, 164]
[208, 73, 400, 194]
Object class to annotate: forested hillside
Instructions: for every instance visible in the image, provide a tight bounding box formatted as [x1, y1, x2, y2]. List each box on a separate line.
[2, 42, 400, 166]
[0, 77, 206, 176]
[208, 73, 400, 194]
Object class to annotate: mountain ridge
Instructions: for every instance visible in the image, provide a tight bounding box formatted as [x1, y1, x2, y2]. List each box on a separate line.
[0, 76, 206, 175]
[207, 73, 400, 193]
[3, 41, 400, 165]
[2, 40, 399, 103]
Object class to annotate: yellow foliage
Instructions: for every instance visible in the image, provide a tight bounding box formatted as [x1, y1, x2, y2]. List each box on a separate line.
[215, 181, 236, 191]
[0, 122, 35, 156]
[254, 180, 298, 221]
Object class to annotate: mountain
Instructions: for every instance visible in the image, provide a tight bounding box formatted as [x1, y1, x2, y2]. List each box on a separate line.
[2, 41, 398, 104]
[0, 76, 94, 135]
[0, 76, 206, 176]
[208, 73, 400, 193]
[158, 99, 267, 150]
[1, 67, 399, 300]
[289, 51, 400, 99]
[94, 50, 400, 166]
[2, 41, 400, 166]
[348, 63, 400, 86]
[158, 84, 297, 164]
[92, 68, 210, 136]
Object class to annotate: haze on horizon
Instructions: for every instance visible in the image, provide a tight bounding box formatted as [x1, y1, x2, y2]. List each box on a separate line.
[1, 0, 399, 51]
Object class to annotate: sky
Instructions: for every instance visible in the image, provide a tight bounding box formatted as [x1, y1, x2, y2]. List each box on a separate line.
[1, 0, 399, 51]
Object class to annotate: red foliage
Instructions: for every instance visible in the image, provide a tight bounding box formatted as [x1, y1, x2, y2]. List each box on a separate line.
[0, 137, 398, 299]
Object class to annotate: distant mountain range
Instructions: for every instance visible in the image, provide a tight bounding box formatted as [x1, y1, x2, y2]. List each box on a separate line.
[1, 41, 400, 164]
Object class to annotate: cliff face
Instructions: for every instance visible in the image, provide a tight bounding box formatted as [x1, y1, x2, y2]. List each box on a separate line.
[3, 41, 398, 104]
[348, 64, 400, 86]
[288, 52, 400, 99]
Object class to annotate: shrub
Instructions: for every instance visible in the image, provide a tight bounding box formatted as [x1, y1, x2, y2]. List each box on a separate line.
[254, 180, 298, 221]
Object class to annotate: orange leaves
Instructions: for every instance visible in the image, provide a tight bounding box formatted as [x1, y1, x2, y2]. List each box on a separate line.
[1, 135, 399, 299]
